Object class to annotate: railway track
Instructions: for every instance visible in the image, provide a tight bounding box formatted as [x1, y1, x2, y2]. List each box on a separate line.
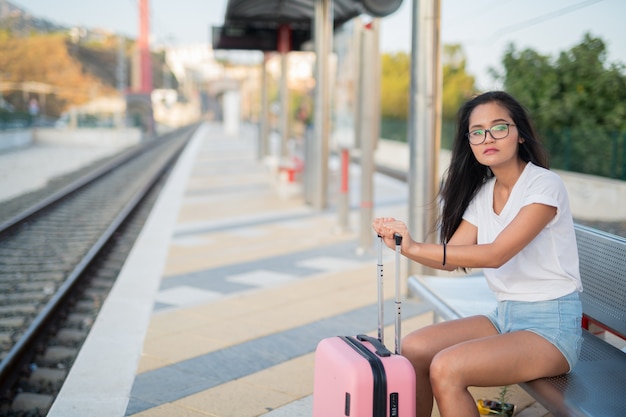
[0, 124, 199, 416]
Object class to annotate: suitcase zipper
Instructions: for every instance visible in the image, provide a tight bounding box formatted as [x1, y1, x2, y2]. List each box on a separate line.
[341, 336, 387, 417]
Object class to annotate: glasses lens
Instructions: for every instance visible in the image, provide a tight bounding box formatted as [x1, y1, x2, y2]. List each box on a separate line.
[490, 124, 509, 139]
[468, 129, 485, 144]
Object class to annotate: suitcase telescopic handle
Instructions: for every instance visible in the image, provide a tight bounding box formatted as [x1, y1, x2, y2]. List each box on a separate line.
[376, 235, 384, 346]
[394, 233, 402, 355]
[376, 234, 403, 355]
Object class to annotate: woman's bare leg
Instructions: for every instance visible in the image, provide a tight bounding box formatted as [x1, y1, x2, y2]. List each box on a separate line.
[430, 330, 570, 417]
[401, 316, 499, 417]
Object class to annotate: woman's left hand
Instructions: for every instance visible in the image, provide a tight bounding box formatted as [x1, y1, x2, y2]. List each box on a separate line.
[372, 217, 413, 252]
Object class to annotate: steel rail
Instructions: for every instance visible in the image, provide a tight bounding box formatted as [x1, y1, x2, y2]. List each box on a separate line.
[0, 126, 194, 395]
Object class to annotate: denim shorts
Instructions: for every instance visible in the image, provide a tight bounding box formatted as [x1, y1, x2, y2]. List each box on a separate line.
[483, 292, 583, 372]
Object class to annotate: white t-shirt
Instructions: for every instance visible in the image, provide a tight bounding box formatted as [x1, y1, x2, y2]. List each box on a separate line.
[462, 162, 583, 302]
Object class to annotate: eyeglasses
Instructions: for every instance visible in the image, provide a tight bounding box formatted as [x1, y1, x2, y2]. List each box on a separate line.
[466, 123, 515, 145]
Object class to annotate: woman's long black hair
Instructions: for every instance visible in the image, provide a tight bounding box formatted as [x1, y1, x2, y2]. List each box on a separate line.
[438, 91, 549, 244]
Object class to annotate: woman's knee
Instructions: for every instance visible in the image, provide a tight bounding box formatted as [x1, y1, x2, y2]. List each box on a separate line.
[401, 330, 437, 368]
[429, 349, 463, 393]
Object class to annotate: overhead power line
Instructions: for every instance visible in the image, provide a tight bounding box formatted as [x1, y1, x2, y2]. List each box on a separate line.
[487, 0, 604, 41]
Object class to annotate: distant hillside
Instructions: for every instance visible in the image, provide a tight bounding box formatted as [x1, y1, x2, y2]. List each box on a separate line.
[0, 34, 119, 117]
[0, 1, 119, 117]
[0, 1, 176, 118]
[0, 0, 68, 36]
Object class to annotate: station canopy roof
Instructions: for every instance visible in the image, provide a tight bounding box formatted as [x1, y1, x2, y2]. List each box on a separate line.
[223, 0, 364, 27]
[213, 0, 366, 51]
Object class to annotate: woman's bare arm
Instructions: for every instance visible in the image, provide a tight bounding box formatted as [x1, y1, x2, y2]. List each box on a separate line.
[375, 203, 557, 271]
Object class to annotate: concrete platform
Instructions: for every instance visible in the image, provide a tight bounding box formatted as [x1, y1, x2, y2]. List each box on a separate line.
[35, 121, 549, 417]
[0, 141, 132, 203]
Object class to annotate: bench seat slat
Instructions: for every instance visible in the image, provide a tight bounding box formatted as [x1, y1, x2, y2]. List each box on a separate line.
[521, 330, 626, 417]
[408, 275, 495, 320]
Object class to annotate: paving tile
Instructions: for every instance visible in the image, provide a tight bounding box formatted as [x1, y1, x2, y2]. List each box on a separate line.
[295, 256, 365, 272]
[243, 354, 316, 398]
[177, 379, 294, 417]
[139, 331, 226, 372]
[131, 402, 218, 417]
[262, 396, 313, 417]
[155, 286, 223, 307]
[226, 270, 297, 288]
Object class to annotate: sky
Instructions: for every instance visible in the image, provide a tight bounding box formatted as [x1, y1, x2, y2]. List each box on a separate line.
[14, 0, 626, 89]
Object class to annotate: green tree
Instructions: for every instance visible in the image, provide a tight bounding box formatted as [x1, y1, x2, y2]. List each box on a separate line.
[442, 44, 476, 122]
[379, 52, 410, 141]
[380, 52, 411, 120]
[380, 46, 476, 145]
[441, 44, 477, 148]
[496, 33, 626, 178]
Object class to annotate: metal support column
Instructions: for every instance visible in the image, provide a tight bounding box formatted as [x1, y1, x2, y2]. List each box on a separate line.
[358, 20, 380, 253]
[312, 0, 332, 210]
[407, 0, 442, 275]
[278, 25, 292, 159]
[280, 53, 289, 157]
[259, 53, 270, 160]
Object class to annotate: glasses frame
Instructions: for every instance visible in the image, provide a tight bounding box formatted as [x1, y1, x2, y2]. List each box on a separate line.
[466, 123, 515, 145]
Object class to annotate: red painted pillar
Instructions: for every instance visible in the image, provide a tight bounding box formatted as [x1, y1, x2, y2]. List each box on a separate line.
[337, 148, 350, 231]
[341, 149, 350, 195]
[138, 0, 152, 94]
[277, 24, 292, 54]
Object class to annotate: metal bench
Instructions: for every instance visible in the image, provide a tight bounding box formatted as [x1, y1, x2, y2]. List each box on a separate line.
[407, 224, 626, 417]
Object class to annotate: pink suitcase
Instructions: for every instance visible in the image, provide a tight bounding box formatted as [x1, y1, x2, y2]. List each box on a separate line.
[313, 235, 416, 417]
